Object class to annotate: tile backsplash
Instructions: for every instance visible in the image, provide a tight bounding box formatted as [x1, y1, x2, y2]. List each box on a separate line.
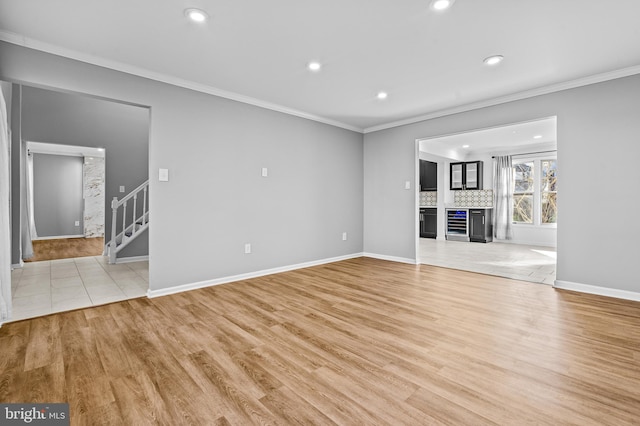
[420, 191, 437, 207]
[454, 189, 494, 207]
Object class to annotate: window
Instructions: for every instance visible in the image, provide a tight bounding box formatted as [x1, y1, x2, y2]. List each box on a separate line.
[512, 157, 557, 226]
[541, 159, 557, 224]
[513, 161, 534, 223]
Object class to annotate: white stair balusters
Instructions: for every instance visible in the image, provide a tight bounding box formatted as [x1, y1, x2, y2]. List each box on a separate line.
[106, 180, 149, 264]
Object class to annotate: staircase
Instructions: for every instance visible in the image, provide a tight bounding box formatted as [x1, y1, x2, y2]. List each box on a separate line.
[105, 180, 149, 264]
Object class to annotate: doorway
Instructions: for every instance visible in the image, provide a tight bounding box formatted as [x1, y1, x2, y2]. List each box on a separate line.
[6, 82, 150, 321]
[416, 117, 558, 285]
[25, 142, 106, 262]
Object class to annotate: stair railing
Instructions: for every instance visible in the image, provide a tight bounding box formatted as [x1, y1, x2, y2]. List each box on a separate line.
[107, 180, 149, 263]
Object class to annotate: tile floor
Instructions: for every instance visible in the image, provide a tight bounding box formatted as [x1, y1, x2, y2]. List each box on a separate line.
[9, 255, 149, 322]
[419, 238, 556, 285]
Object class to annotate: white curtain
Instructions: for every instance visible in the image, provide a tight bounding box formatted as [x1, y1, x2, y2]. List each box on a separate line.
[493, 155, 514, 240]
[0, 86, 11, 322]
[20, 143, 35, 260]
[26, 150, 37, 240]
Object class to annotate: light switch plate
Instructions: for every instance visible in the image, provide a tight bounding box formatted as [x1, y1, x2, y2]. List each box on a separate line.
[119, 185, 125, 193]
[159, 168, 169, 182]
[405, 181, 411, 190]
[261, 167, 268, 177]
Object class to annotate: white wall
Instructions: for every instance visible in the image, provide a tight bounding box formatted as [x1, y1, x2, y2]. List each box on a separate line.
[365, 74, 640, 295]
[0, 41, 364, 291]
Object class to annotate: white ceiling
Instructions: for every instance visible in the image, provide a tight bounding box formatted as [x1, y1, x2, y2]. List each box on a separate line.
[420, 116, 557, 160]
[1, 0, 640, 133]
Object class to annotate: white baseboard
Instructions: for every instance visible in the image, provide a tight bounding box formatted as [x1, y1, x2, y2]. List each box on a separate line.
[362, 252, 418, 265]
[493, 238, 557, 248]
[11, 261, 24, 269]
[34, 234, 85, 240]
[147, 252, 364, 298]
[554, 280, 640, 302]
[115, 255, 149, 264]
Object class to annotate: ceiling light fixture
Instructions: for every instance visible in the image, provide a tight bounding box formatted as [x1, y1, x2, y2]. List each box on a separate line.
[185, 8, 209, 23]
[462, 144, 470, 148]
[431, 0, 455, 11]
[483, 55, 504, 66]
[533, 135, 543, 139]
[307, 61, 322, 72]
[377, 92, 388, 100]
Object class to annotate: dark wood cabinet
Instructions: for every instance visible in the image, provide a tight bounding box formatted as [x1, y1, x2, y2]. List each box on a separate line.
[469, 209, 493, 243]
[450, 161, 483, 190]
[420, 160, 437, 191]
[420, 208, 437, 238]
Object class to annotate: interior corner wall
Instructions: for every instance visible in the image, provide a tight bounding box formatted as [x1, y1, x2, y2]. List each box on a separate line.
[0, 41, 364, 291]
[364, 73, 640, 294]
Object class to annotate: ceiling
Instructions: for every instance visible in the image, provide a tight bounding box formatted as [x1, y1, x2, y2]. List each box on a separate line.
[1, 0, 640, 133]
[420, 116, 557, 160]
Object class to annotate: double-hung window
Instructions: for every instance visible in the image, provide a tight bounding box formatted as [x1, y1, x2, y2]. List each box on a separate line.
[513, 161, 534, 223]
[513, 156, 557, 226]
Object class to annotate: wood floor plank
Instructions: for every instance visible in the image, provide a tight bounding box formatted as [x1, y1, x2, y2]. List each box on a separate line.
[109, 372, 174, 426]
[23, 316, 62, 371]
[2, 257, 640, 425]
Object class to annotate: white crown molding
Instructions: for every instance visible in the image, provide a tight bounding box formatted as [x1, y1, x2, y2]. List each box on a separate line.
[554, 280, 640, 302]
[364, 64, 640, 134]
[5, 30, 640, 136]
[0, 31, 363, 133]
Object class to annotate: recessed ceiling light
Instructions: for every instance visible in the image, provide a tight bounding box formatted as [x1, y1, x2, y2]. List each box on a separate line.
[431, 0, 455, 11]
[377, 92, 388, 100]
[483, 55, 504, 66]
[533, 135, 543, 139]
[185, 8, 208, 23]
[462, 144, 470, 148]
[307, 61, 322, 72]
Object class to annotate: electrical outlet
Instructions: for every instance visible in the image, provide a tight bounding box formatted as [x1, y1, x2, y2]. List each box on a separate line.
[342, 232, 347, 241]
[244, 243, 251, 254]
[74, 221, 80, 226]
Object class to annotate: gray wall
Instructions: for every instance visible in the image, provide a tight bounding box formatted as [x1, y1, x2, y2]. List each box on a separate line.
[364, 74, 640, 293]
[0, 42, 364, 291]
[32, 153, 83, 237]
[20, 85, 150, 258]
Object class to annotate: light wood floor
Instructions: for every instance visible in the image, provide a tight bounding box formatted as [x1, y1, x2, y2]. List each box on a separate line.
[1, 258, 639, 425]
[25, 237, 104, 262]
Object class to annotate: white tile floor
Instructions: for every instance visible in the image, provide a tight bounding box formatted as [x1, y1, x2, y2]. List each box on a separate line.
[9, 256, 149, 322]
[419, 238, 556, 285]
